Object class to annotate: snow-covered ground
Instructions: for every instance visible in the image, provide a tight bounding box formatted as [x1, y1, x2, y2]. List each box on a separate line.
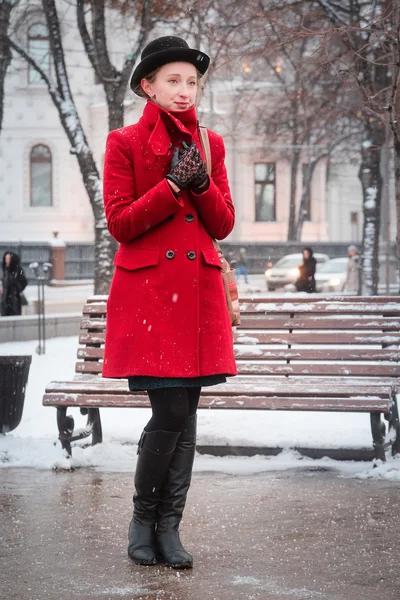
[1, 335, 400, 481]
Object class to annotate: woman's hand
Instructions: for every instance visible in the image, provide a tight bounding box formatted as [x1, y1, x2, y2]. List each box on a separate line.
[166, 143, 207, 190]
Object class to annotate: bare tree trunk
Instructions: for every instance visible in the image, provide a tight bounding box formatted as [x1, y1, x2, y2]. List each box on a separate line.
[107, 93, 124, 130]
[394, 141, 400, 269]
[359, 127, 384, 295]
[288, 147, 301, 240]
[295, 159, 319, 241]
[42, 0, 115, 293]
[0, 0, 13, 133]
[18, 0, 113, 294]
[388, 0, 400, 275]
[105, 82, 126, 131]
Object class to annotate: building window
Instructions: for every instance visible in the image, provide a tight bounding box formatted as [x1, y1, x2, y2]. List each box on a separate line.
[28, 23, 50, 84]
[30, 144, 52, 206]
[254, 163, 276, 221]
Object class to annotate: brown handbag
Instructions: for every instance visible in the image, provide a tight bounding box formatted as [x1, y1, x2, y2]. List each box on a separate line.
[198, 126, 241, 327]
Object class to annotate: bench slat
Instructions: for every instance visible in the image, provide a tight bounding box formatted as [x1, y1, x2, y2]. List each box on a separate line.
[238, 316, 400, 330]
[235, 332, 400, 344]
[241, 296, 399, 304]
[78, 325, 400, 345]
[85, 295, 400, 305]
[80, 333, 105, 344]
[74, 360, 400, 377]
[42, 393, 391, 412]
[82, 299, 400, 318]
[235, 362, 400, 376]
[241, 297, 400, 316]
[77, 346, 400, 362]
[46, 377, 394, 397]
[80, 318, 106, 330]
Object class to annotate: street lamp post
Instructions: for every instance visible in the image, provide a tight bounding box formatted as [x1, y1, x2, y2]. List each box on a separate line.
[29, 261, 52, 355]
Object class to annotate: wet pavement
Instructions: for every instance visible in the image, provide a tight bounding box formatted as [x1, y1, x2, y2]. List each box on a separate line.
[1, 466, 399, 600]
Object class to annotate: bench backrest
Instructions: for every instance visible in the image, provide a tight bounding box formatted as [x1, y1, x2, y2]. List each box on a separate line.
[76, 295, 400, 379]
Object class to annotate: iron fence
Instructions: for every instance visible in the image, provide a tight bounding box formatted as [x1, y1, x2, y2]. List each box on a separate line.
[65, 244, 95, 280]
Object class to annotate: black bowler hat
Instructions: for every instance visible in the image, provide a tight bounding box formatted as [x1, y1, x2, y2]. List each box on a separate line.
[130, 36, 210, 95]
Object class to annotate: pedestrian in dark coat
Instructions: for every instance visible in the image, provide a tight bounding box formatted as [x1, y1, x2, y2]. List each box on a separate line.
[102, 36, 237, 570]
[1, 252, 27, 316]
[295, 247, 316, 293]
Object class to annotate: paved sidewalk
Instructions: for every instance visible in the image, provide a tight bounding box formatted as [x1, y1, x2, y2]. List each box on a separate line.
[1, 467, 399, 600]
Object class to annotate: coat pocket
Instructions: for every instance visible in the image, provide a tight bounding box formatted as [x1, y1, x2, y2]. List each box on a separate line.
[114, 249, 160, 271]
[201, 248, 223, 269]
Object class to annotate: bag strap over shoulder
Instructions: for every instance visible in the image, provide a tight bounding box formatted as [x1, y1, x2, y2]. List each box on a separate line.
[198, 125, 212, 177]
[199, 127, 222, 257]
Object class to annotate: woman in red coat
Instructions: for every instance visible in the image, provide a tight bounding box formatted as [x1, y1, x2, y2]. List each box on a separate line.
[103, 36, 237, 569]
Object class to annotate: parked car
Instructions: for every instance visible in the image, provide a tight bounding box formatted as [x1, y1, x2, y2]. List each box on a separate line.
[315, 257, 348, 292]
[318, 255, 400, 294]
[265, 253, 330, 291]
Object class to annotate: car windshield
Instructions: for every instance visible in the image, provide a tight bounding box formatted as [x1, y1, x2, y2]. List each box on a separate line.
[318, 259, 347, 274]
[274, 257, 301, 269]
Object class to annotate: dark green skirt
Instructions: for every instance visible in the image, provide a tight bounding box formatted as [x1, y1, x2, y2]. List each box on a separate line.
[128, 374, 228, 391]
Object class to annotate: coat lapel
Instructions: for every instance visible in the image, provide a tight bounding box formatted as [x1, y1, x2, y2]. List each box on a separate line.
[142, 100, 197, 157]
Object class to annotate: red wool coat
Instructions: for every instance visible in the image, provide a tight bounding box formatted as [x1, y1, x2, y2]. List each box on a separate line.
[102, 100, 237, 380]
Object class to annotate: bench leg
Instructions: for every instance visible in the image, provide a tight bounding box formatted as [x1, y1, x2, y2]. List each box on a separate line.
[56, 407, 103, 457]
[88, 408, 102, 446]
[57, 407, 73, 456]
[387, 394, 400, 457]
[370, 412, 386, 462]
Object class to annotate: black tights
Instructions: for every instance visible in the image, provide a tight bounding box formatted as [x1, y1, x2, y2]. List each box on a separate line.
[145, 387, 201, 432]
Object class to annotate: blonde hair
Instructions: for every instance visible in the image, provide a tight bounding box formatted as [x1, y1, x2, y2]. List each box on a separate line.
[136, 67, 205, 104]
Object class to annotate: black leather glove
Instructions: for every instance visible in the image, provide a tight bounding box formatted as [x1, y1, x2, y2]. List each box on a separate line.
[181, 141, 209, 189]
[166, 142, 207, 190]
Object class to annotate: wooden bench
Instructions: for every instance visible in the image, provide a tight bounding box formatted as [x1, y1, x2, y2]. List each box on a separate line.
[43, 295, 400, 461]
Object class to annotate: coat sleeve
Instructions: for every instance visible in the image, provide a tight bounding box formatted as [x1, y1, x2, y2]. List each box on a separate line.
[190, 133, 235, 240]
[103, 129, 184, 243]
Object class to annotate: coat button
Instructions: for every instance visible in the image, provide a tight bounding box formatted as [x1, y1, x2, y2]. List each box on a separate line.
[166, 214, 174, 222]
[185, 213, 195, 223]
[187, 251, 196, 260]
[166, 250, 175, 259]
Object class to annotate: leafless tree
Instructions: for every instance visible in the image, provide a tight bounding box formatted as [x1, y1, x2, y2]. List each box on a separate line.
[6, 0, 189, 292]
[286, 0, 391, 294]
[236, 0, 391, 293]
[0, 0, 19, 133]
[76, 0, 182, 131]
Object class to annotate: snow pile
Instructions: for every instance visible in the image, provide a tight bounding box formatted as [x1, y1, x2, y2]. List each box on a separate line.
[1, 335, 400, 480]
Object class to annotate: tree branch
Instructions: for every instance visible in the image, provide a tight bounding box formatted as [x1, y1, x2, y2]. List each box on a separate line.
[120, 0, 154, 87]
[91, 0, 117, 80]
[8, 37, 61, 105]
[76, 0, 101, 79]
[42, 0, 73, 102]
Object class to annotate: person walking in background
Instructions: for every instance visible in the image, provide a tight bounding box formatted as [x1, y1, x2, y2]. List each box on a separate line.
[236, 247, 249, 284]
[295, 247, 316, 293]
[1, 252, 27, 316]
[345, 245, 361, 294]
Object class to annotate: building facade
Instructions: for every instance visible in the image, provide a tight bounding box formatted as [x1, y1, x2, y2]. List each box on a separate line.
[0, 2, 393, 248]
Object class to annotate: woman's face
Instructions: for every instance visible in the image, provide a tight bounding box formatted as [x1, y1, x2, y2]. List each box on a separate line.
[4, 253, 11, 267]
[141, 62, 198, 111]
[303, 250, 310, 260]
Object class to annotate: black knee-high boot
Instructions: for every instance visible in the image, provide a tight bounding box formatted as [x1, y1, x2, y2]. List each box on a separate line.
[128, 429, 180, 565]
[156, 415, 197, 568]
